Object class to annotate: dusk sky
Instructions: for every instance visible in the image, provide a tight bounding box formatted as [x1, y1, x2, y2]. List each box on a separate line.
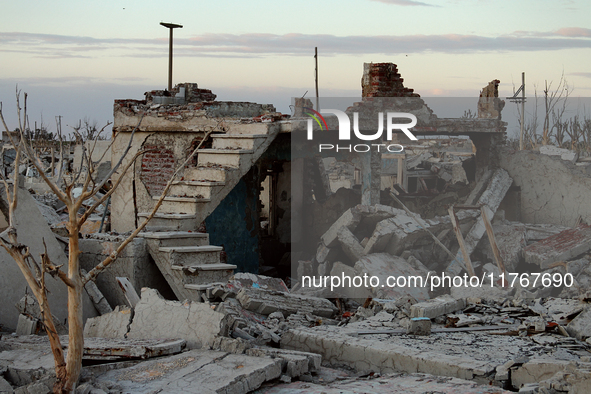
[1, 0, 590, 135]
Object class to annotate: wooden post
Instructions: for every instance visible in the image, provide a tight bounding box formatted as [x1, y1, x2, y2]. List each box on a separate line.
[314, 47, 319, 111]
[448, 205, 475, 277]
[480, 206, 508, 282]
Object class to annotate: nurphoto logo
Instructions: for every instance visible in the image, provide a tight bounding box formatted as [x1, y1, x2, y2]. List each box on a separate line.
[304, 107, 418, 153]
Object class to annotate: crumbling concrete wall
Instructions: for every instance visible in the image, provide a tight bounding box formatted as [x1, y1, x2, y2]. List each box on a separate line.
[500, 148, 591, 226]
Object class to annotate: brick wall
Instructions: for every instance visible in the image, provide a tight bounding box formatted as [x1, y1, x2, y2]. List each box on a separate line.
[361, 63, 419, 98]
[140, 144, 176, 196]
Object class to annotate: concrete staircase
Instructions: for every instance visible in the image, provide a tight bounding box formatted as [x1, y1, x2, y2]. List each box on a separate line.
[138, 126, 280, 302]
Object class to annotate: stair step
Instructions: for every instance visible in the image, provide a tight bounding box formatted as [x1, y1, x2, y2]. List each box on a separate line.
[184, 167, 230, 182]
[225, 122, 273, 135]
[140, 231, 207, 240]
[212, 134, 266, 150]
[138, 213, 197, 219]
[138, 213, 198, 232]
[155, 196, 210, 203]
[171, 263, 237, 271]
[197, 149, 254, 168]
[159, 245, 223, 253]
[152, 196, 210, 215]
[140, 231, 209, 247]
[169, 181, 225, 199]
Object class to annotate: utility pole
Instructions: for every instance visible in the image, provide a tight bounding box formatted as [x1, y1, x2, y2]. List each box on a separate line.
[314, 47, 319, 111]
[507, 72, 526, 150]
[160, 22, 183, 91]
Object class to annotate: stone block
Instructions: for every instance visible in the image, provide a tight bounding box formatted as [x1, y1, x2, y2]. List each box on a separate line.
[407, 317, 431, 335]
[127, 288, 225, 349]
[15, 314, 38, 336]
[410, 295, 466, 319]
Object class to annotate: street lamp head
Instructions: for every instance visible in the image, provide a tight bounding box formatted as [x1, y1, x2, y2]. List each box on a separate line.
[160, 22, 183, 29]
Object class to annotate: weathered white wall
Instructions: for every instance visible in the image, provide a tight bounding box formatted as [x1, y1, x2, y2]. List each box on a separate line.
[500, 149, 591, 226]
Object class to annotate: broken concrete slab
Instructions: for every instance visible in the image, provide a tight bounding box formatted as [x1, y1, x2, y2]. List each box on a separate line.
[523, 224, 591, 269]
[337, 226, 365, 262]
[68, 337, 186, 361]
[95, 349, 282, 394]
[0, 348, 55, 387]
[127, 288, 225, 349]
[539, 145, 578, 163]
[363, 214, 430, 256]
[84, 305, 133, 339]
[282, 327, 499, 383]
[511, 359, 574, 390]
[410, 295, 467, 319]
[236, 288, 338, 318]
[258, 372, 513, 394]
[354, 253, 429, 301]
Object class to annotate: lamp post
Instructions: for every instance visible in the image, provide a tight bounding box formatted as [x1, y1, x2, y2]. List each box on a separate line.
[160, 22, 183, 91]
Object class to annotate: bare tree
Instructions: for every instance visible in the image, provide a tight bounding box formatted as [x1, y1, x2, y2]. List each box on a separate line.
[0, 90, 214, 393]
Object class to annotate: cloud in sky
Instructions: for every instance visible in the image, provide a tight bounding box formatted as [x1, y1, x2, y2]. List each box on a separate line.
[368, 0, 437, 6]
[1, 29, 591, 59]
